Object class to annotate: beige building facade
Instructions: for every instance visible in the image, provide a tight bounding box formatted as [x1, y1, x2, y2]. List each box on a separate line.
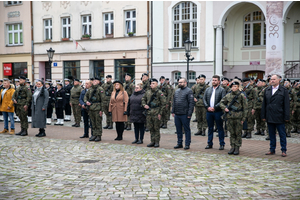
[0, 1, 33, 81]
[33, 1, 150, 83]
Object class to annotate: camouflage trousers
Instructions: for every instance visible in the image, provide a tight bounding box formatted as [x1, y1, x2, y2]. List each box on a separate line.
[228, 118, 243, 147]
[255, 109, 266, 131]
[71, 103, 82, 124]
[195, 106, 207, 130]
[146, 115, 161, 143]
[125, 116, 131, 126]
[103, 101, 112, 126]
[161, 105, 169, 125]
[244, 109, 255, 131]
[286, 111, 294, 133]
[88, 110, 102, 137]
[15, 104, 28, 130]
[292, 107, 300, 129]
[167, 102, 171, 120]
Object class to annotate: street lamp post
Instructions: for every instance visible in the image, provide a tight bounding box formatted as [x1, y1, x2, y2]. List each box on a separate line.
[184, 39, 194, 87]
[46, 47, 55, 70]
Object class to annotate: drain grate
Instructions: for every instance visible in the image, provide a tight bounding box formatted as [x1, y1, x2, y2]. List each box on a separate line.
[78, 160, 100, 163]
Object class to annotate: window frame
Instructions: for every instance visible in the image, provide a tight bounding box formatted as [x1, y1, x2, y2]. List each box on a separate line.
[44, 19, 52, 41]
[6, 23, 23, 46]
[61, 17, 71, 39]
[82, 15, 92, 36]
[103, 12, 114, 37]
[243, 11, 266, 47]
[5, 1, 22, 6]
[125, 10, 136, 36]
[172, 2, 197, 48]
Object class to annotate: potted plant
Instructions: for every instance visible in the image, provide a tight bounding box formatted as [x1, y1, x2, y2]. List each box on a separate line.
[45, 39, 52, 42]
[62, 37, 69, 41]
[82, 34, 91, 40]
[128, 32, 134, 37]
[105, 33, 114, 38]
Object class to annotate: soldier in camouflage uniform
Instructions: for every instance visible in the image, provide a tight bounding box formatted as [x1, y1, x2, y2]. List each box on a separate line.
[166, 78, 174, 121]
[12, 76, 32, 136]
[220, 77, 231, 137]
[193, 74, 209, 136]
[102, 75, 114, 129]
[292, 82, 300, 134]
[141, 73, 151, 132]
[70, 79, 82, 127]
[159, 76, 172, 129]
[142, 78, 166, 148]
[283, 79, 296, 137]
[220, 81, 248, 155]
[241, 78, 256, 138]
[84, 77, 105, 142]
[123, 73, 135, 130]
[253, 79, 267, 136]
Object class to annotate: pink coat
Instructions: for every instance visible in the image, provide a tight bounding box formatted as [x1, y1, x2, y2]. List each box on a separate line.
[109, 90, 128, 122]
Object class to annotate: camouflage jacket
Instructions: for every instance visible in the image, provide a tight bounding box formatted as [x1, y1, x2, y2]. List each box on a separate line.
[12, 83, 32, 107]
[141, 87, 166, 116]
[192, 83, 209, 107]
[123, 80, 135, 97]
[220, 90, 248, 122]
[70, 85, 82, 104]
[253, 86, 266, 110]
[142, 79, 151, 92]
[102, 81, 113, 101]
[221, 85, 231, 94]
[159, 83, 172, 103]
[243, 85, 256, 109]
[168, 83, 174, 103]
[293, 87, 300, 108]
[286, 86, 297, 111]
[84, 85, 105, 111]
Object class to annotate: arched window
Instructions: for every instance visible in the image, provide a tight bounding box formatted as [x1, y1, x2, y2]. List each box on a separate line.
[243, 11, 266, 47]
[173, 2, 197, 48]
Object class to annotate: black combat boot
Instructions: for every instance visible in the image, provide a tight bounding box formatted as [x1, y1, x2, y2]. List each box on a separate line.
[154, 143, 159, 148]
[193, 119, 197, 122]
[89, 135, 97, 141]
[126, 124, 131, 130]
[15, 129, 24, 135]
[124, 124, 128, 130]
[242, 131, 247, 138]
[228, 147, 235, 155]
[161, 124, 167, 129]
[95, 136, 101, 142]
[147, 142, 155, 147]
[20, 129, 28, 136]
[291, 128, 297, 133]
[260, 130, 265, 136]
[136, 140, 143, 144]
[254, 130, 261, 135]
[145, 128, 149, 132]
[103, 125, 109, 129]
[265, 136, 270, 140]
[224, 131, 228, 137]
[202, 128, 206, 136]
[286, 131, 291, 137]
[246, 131, 252, 138]
[233, 147, 240, 155]
[107, 123, 113, 129]
[194, 130, 202, 136]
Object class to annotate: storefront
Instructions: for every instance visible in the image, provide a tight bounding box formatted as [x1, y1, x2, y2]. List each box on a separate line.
[115, 59, 135, 82]
[64, 61, 80, 80]
[3, 62, 28, 82]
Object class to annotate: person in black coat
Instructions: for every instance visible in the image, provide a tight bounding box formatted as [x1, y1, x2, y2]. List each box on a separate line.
[261, 75, 289, 157]
[55, 82, 66, 126]
[127, 83, 146, 144]
[45, 81, 56, 125]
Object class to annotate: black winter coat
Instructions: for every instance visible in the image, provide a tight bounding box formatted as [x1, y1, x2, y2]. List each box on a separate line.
[55, 89, 66, 109]
[261, 85, 290, 124]
[127, 90, 146, 123]
[171, 86, 195, 117]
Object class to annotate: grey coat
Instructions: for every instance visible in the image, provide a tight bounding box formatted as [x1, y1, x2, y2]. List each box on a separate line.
[203, 85, 226, 112]
[31, 87, 49, 128]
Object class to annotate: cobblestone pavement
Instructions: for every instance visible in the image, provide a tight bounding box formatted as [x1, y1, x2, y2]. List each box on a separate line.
[0, 134, 300, 200]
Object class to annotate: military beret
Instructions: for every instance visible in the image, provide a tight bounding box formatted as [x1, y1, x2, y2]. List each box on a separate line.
[250, 77, 255, 80]
[74, 78, 80, 82]
[125, 73, 132, 77]
[267, 75, 271, 78]
[19, 76, 26, 80]
[106, 75, 112, 78]
[113, 80, 123, 85]
[142, 73, 149, 77]
[284, 79, 290, 82]
[229, 79, 233, 82]
[257, 79, 266, 83]
[222, 77, 229, 82]
[198, 74, 206, 79]
[160, 76, 165, 80]
[94, 77, 100, 81]
[230, 81, 240, 88]
[242, 78, 250, 82]
[166, 78, 169, 81]
[150, 78, 158, 83]
[234, 76, 239, 79]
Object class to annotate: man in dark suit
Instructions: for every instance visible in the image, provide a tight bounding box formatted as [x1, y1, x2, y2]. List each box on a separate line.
[79, 80, 93, 138]
[261, 74, 289, 157]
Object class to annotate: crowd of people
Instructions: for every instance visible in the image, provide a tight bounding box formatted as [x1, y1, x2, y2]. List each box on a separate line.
[0, 73, 293, 157]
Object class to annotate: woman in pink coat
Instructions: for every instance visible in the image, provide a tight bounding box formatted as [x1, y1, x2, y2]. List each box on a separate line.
[109, 80, 128, 140]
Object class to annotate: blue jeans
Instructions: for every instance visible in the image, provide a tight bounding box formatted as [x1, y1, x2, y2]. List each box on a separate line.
[175, 114, 191, 146]
[3, 112, 15, 130]
[267, 123, 287, 153]
[206, 111, 225, 146]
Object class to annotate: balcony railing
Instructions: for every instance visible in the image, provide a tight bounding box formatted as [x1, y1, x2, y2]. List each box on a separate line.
[284, 60, 300, 78]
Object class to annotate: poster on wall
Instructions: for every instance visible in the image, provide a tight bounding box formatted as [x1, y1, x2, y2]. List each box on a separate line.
[265, 1, 283, 78]
[3, 63, 12, 76]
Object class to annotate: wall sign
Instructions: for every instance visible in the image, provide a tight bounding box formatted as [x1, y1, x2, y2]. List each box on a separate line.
[8, 11, 20, 18]
[3, 63, 12, 76]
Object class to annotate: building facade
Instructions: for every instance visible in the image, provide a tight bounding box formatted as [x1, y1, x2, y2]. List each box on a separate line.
[33, 1, 150, 83]
[0, 1, 33, 81]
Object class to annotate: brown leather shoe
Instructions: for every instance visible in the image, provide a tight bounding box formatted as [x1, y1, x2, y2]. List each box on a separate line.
[0, 129, 9, 133]
[265, 151, 275, 155]
[9, 129, 15, 135]
[282, 152, 287, 157]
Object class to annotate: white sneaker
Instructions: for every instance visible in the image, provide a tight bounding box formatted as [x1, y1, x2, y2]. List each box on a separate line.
[15, 117, 20, 122]
[47, 118, 52, 125]
[59, 119, 64, 126]
[28, 116, 32, 123]
[54, 119, 60, 125]
[0, 115, 3, 121]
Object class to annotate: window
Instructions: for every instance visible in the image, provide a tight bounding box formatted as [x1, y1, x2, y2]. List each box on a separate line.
[64, 61, 80, 80]
[7, 24, 23, 45]
[115, 59, 135, 82]
[188, 71, 196, 80]
[62, 17, 71, 39]
[173, 2, 197, 48]
[44, 19, 52, 40]
[5, 1, 22, 6]
[173, 72, 181, 86]
[125, 10, 136, 35]
[104, 13, 114, 36]
[82, 15, 92, 36]
[93, 61, 104, 78]
[243, 11, 266, 47]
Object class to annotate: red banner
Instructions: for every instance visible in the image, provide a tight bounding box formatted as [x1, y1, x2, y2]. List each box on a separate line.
[3, 63, 12, 76]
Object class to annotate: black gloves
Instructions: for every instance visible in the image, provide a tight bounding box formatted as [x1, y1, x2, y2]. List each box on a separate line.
[108, 112, 112, 116]
[123, 111, 128, 115]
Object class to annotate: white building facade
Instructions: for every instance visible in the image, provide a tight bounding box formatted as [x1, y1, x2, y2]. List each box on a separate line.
[32, 1, 150, 83]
